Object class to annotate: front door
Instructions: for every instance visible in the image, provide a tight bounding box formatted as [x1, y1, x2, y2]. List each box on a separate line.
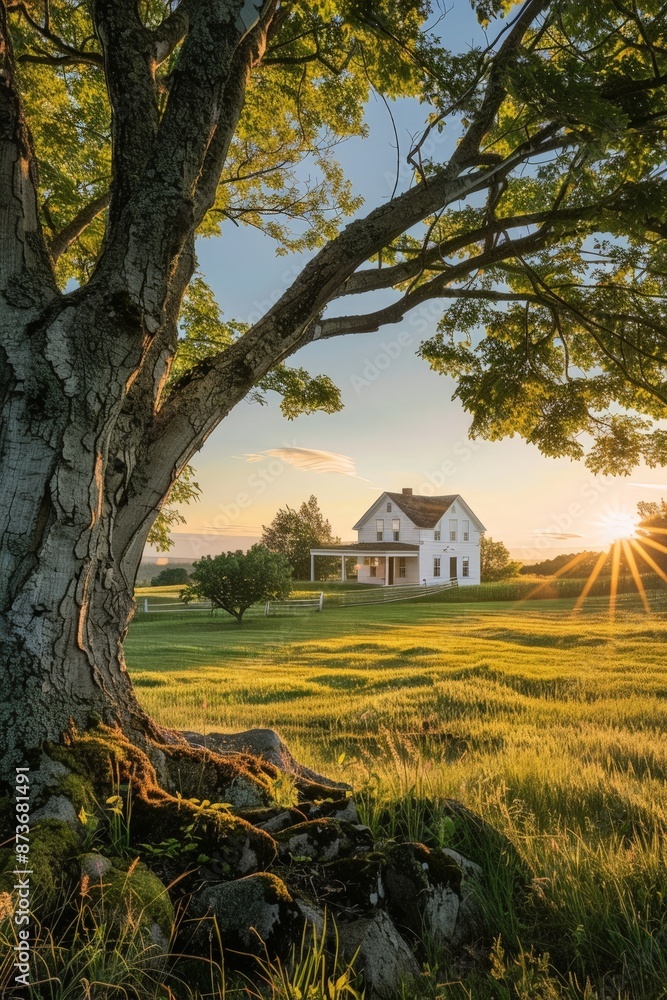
[449, 556, 457, 580]
[388, 557, 394, 585]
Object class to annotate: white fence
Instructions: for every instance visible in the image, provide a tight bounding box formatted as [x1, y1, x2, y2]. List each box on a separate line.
[139, 582, 457, 617]
[326, 578, 458, 608]
[264, 592, 324, 615]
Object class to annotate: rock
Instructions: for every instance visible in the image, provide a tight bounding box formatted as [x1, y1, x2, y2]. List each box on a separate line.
[338, 911, 420, 999]
[257, 809, 305, 833]
[422, 882, 460, 945]
[275, 818, 373, 863]
[189, 872, 302, 955]
[383, 842, 431, 936]
[80, 853, 114, 881]
[295, 897, 325, 933]
[181, 728, 351, 798]
[306, 796, 358, 823]
[318, 857, 385, 914]
[152, 743, 278, 808]
[31, 795, 79, 832]
[439, 848, 483, 946]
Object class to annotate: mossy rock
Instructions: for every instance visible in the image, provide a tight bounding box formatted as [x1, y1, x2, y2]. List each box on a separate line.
[316, 856, 384, 914]
[188, 871, 302, 958]
[275, 818, 373, 863]
[383, 842, 431, 937]
[131, 795, 277, 875]
[424, 847, 465, 893]
[86, 858, 174, 952]
[0, 819, 80, 912]
[153, 743, 278, 808]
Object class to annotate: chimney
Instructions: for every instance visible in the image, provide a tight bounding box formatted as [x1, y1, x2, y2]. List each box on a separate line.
[402, 487, 413, 496]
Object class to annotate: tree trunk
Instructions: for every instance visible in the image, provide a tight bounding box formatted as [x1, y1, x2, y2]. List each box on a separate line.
[0, 301, 167, 770]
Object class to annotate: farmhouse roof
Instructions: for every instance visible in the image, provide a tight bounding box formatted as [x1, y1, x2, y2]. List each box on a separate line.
[385, 492, 459, 528]
[352, 492, 459, 531]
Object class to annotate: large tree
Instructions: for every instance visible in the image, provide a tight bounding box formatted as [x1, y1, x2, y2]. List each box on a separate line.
[261, 495, 338, 579]
[2, 0, 667, 766]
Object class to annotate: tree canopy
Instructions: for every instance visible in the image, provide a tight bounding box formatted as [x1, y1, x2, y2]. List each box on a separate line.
[261, 495, 338, 579]
[6, 0, 667, 485]
[183, 545, 292, 621]
[480, 535, 522, 581]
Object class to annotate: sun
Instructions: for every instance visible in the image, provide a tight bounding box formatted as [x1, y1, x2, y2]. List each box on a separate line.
[595, 508, 640, 547]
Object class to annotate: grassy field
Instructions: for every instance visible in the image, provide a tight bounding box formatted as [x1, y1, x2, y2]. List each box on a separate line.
[125, 591, 667, 999]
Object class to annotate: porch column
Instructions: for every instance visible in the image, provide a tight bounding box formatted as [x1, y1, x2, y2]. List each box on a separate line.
[341, 555, 347, 582]
[384, 556, 390, 585]
[310, 553, 315, 582]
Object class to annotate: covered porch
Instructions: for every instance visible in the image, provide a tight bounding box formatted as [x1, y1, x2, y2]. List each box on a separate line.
[309, 543, 420, 585]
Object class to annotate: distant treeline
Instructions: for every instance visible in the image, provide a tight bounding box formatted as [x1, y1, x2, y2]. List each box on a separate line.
[520, 551, 657, 578]
[418, 573, 664, 603]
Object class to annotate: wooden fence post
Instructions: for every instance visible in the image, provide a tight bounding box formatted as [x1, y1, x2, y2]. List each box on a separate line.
[143, 598, 148, 613]
[319, 591, 324, 612]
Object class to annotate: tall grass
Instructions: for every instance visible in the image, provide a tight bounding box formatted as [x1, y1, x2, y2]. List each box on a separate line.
[120, 592, 667, 996]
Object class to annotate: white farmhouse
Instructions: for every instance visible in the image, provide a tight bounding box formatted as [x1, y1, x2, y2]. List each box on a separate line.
[310, 488, 485, 586]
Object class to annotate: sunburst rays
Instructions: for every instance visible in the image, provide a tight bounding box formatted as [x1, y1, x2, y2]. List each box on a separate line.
[575, 528, 667, 616]
[573, 549, 610, 611]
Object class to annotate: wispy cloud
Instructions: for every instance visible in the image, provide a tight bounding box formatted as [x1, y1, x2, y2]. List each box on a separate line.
[528, 530, 585, 540]
[240, 447, 371, 480]
[628, 483, 667, 490]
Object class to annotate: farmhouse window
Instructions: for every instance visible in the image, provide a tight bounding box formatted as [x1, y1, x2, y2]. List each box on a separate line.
[433, 557, 441, 578]
[392, 518, 400, 541]
[399, 558, 406, 578]
[376, 519, 384, 541]
[449, 519, 457, 541]
[386, 502, 392, 512]
[462, 557, 470, 577]
[434, 528, 441, 541]
[462, 519, 470, 541]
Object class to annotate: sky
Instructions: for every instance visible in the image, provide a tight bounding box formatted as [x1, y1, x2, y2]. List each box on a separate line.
[147, 1, 667, 566]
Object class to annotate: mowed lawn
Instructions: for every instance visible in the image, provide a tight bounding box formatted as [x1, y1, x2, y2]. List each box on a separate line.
[126, 592, 667, 996]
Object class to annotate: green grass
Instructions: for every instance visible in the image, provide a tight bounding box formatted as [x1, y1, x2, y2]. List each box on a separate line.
[125, 592, 667, 999]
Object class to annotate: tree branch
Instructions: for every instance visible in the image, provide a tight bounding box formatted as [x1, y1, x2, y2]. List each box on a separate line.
[0, 0, 56, 299]
[334, 206, 597, 299]
[49, 191, 110, 261]
[90, 0, 159, 238]
[11, 2, 103, 67]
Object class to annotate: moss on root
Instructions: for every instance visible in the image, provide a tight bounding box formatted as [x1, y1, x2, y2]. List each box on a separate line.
[48, 725, 277, 873]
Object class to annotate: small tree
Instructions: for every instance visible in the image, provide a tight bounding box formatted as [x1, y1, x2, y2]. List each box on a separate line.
[262, 496, 339, 580]
[480, 536, 522, 582]
[183, 545, 292, 623]
[151, 567, 190, 587]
